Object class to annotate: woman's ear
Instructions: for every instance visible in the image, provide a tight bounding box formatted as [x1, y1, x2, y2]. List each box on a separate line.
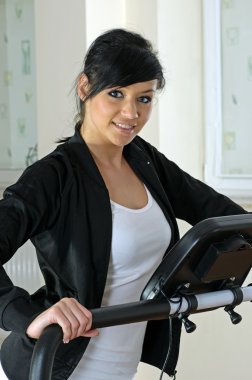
[77, 74, 89, 101]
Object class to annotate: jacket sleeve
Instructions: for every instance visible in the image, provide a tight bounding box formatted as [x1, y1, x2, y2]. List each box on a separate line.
[136, 137, 247, 224]
[0, 160, 62, 335]
[161, 156, 246, 223]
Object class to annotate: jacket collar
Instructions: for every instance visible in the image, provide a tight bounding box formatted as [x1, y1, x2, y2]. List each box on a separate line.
[65, 125, 105, 187]
[64, 124, 149, 186]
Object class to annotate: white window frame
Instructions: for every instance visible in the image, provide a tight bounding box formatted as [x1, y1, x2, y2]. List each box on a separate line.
[203, 0, 252, 202]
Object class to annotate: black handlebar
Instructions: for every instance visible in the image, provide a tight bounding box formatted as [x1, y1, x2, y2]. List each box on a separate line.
[29, 299, 171, 380]
[29, 285, 252, 379]
[29, 324, 63, 380]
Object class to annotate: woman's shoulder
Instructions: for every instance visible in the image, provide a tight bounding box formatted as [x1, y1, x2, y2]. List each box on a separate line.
[4, 144, 74, 199]
[132, 136, 174, 167]
[27, 145, 70, 175]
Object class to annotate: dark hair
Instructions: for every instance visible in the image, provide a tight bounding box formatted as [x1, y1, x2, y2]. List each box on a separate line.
[76, 28, 165, 123]
[58, 29, 165, 142]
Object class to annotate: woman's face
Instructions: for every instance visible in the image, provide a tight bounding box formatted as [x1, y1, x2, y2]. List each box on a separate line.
[81, 79, 157, 148]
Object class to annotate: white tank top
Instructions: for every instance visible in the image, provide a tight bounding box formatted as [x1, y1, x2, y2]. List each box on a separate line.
[69, 186, 171, 380]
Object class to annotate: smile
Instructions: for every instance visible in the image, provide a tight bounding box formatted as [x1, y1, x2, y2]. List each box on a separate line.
[113, 122, 136, 131]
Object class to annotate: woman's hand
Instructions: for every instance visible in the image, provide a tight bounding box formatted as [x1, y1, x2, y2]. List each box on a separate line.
[26, 297, 99, 343]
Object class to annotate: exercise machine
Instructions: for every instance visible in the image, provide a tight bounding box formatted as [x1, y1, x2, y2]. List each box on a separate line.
[29, 214, 252, 379]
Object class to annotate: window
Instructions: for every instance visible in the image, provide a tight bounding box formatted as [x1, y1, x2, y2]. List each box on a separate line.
[204, 0, 252, 200]
[0, 0, 37, 188]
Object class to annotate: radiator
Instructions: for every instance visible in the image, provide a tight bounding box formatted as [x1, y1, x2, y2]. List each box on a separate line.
[3, 240, 44, 293]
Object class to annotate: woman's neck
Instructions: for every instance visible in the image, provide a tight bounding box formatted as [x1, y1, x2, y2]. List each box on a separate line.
[80, 125, 124, 169]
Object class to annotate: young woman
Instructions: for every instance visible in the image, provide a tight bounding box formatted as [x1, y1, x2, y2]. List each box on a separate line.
[0, 29, 246, 380]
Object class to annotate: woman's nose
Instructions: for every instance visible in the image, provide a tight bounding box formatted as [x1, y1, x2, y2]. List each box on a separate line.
[121, 100, 139, 119]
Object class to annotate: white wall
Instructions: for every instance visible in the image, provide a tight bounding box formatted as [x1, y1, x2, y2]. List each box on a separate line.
[158, 0, 203, 180]
[35, 0, 86, 157]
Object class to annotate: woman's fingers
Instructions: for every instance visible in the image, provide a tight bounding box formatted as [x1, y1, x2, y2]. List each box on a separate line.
[26, 298, 98, 342]
[58, 298, 95, 341]
[82, 328, 99, 338]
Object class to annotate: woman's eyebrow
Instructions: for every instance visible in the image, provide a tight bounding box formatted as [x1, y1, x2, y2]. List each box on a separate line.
[140, 89, 156, 94]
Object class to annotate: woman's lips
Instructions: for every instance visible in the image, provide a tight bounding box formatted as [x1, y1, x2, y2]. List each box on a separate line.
[112, 122, 136, 132]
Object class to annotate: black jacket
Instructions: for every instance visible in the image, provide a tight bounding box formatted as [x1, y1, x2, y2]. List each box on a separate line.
[0, 128, 246, 379]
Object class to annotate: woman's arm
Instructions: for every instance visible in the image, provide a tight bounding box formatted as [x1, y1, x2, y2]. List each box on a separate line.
[0, 159, 64, 335]
[134, 136, 247, 224]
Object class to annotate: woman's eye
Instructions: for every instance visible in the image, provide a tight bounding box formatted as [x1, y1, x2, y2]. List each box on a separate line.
[138, 96, 152, 104]
[108, 90, 123, 98]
